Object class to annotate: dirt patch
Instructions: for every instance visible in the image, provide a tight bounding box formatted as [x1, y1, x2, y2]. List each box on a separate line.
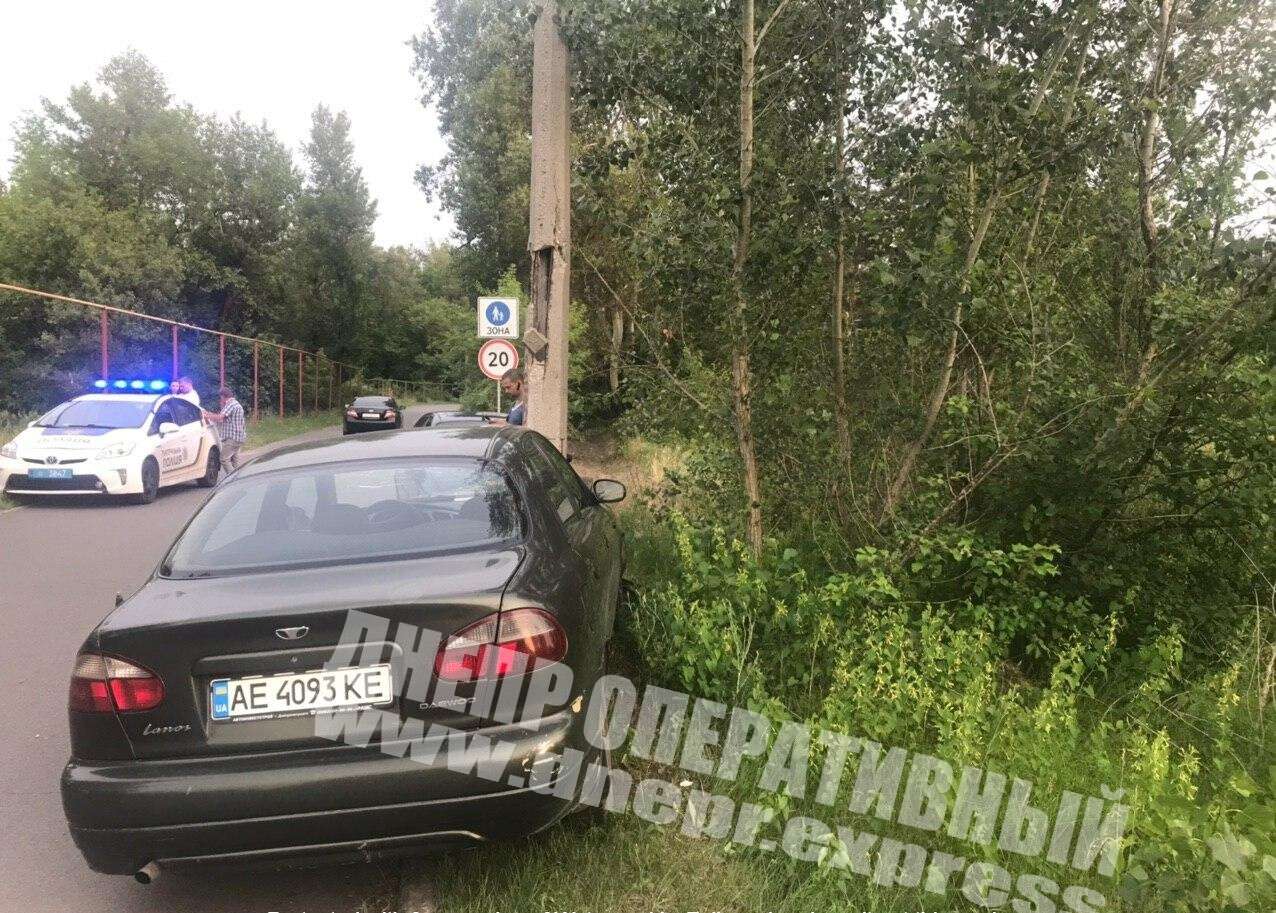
[568, 435, 628, 486]
[569, 434, 682, 504]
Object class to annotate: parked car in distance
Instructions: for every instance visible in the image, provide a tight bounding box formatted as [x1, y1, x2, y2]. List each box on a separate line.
[61, 425, 629, 879]
[343, 396, 401, 434]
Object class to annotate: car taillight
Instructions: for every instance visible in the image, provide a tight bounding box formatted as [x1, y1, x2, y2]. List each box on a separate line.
[385, 411, 396, 420]
[69, 653, 164, 713]
[345, 409, 358, 418]
[435, 608, 568, 682]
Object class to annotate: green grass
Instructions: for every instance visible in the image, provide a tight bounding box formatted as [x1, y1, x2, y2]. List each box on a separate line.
[422, 804, 937, 913]
[427, 813, 789, 913]
[244, 409, 342, 449]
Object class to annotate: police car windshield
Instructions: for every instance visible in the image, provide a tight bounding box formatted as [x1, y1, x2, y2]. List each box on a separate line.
[37, 399, 152, 429]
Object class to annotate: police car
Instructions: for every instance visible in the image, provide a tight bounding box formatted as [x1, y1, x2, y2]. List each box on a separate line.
[0, 380, 222, 504]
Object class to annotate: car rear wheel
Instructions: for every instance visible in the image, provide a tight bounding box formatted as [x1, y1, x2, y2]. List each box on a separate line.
[197, 446, 220, 487]
[130, 457, 159, 505]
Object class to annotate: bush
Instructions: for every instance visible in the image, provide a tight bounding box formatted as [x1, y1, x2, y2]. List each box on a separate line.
[624, 512, 1276, 909]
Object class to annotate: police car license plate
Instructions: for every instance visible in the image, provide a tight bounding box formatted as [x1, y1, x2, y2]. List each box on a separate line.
[30, 467, 72, 479]
[209, 664, 393, 721]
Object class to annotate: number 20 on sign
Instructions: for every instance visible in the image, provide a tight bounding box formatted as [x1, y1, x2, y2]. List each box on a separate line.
[478, 338, 519, 381]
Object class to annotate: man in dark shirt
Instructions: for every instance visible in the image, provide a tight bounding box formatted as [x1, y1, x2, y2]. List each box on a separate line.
[500, 367, 526, 425]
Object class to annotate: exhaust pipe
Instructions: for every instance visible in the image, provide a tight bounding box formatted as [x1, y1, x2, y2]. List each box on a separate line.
[134, 861, 160, 885]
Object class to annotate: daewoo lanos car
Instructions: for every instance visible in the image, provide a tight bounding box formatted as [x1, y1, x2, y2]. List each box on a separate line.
[61, 425, 627, 879]
[342, 395, 402, 434]
[0, 387, 221, 504]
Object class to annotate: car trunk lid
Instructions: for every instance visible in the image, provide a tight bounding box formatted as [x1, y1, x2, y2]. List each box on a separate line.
[91, 547, 522, 760]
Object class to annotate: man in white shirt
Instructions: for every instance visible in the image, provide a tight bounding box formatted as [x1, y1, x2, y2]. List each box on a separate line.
[175, 377, 200, 407]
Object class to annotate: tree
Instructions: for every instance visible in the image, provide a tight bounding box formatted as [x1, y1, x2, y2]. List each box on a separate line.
[286, 105, 378, 357]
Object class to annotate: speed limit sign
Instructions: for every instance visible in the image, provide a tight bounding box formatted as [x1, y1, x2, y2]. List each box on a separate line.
[477, 338, 519, 381]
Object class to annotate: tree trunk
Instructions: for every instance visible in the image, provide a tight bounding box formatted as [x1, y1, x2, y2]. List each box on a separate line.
[608, 303, 623, 393]
[1139, 0, 1173, 262]
[831, 45, 853, 478]
[732, 0, 764, 555]
[880, 13, 1084, 518]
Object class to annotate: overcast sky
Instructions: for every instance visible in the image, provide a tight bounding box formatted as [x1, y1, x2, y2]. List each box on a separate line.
[0, 0, 455, 248]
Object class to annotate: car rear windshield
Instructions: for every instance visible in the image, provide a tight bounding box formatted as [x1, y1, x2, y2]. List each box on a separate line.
[352, 397, 392, 408]
[36, 399, 152, 429]
[162, 458, 521, 578]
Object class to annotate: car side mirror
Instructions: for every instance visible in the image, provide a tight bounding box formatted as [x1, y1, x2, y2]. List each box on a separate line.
[593, 478, 626, 504]
[158, 421, 180, 437]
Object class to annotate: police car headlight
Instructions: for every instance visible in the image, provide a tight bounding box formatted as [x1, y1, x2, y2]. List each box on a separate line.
[0, 441, 16, 460]
[95, 441, 136, 460]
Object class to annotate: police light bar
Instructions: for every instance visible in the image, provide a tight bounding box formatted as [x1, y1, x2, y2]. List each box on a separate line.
[93, 379, 169, 393]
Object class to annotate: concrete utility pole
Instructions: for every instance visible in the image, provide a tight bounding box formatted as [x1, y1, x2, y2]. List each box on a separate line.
[526, 0, 571, 454]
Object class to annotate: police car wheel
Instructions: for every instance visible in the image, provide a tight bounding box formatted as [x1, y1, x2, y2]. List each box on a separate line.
[130, 457, 160, 505]
[197, 447, 220, 488]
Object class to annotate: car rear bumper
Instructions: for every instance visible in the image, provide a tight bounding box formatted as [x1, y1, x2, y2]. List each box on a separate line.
[62, 711, 583, 874]
[343, 420, 398, 432]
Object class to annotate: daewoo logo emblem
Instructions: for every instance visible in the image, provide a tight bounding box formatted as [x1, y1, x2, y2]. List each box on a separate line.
[275, 626, 309, 640]
[46, 455, 59, 465]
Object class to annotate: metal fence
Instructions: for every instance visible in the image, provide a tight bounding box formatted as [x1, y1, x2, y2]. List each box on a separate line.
[0, 283, 443, 418]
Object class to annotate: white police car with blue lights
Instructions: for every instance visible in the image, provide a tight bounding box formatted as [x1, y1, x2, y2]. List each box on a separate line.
[0, 380, 222, 504]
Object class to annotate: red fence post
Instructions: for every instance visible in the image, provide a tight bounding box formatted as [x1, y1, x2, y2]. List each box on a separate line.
[171, 325, 179, 379]
[99, 311, 109, 381]
[219, 334, 226, 391]
[278, 347, 285, 418]
[252, 341, 260, 422]
[297, 351, 304, 414]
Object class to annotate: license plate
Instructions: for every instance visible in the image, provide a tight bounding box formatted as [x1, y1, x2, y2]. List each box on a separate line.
[361, 412, 381, 419]
[210, 664, 393, 721]
[29, 467, 73, 479]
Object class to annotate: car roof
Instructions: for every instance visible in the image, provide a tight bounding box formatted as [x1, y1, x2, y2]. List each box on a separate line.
[238, 424, 529, 477]
[68, 393, 164, 404]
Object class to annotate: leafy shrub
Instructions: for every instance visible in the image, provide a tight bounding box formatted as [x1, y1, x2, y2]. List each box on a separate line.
[624, 513, 1276, 910]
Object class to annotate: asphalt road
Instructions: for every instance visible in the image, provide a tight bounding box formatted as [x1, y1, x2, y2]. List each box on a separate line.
[0, 405, 448, 913]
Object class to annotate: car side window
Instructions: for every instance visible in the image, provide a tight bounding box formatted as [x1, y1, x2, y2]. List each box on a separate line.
[151, 403, 176, 434]
[540, 437, 592, 506]
[169, 399, 201, 426]
[522, 436, 583, 524]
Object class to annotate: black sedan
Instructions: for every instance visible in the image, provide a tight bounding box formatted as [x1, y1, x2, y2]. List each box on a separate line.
[61, 425, 627, 879]
[342, 396, 402, 434]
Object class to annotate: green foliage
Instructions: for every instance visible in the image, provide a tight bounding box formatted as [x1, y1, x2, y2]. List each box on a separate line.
[0, 52, 465, 415]
[626, 512, 1276, 909]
